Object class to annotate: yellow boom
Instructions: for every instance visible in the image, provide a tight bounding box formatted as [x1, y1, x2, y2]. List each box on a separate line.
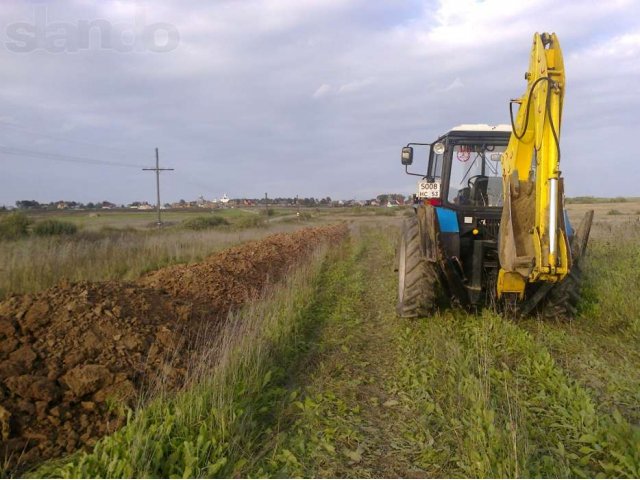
[497, 32, 571, 297]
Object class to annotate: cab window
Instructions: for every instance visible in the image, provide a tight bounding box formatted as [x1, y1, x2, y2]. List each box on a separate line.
[447, 144, 505, 207]
[429, 151, 443, 180]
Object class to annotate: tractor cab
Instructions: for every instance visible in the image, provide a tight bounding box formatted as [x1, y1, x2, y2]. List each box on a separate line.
[403, 124, 511, 212]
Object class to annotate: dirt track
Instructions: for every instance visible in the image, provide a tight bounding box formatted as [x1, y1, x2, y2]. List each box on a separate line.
[0, 224, 347, 472]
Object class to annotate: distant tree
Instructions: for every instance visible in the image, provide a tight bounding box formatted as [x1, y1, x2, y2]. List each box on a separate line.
[16, 200, 40, 209]
[376, 194, 389, 205]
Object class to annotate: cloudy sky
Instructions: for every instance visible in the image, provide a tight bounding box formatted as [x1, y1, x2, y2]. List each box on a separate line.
[0, 0, 639, 205]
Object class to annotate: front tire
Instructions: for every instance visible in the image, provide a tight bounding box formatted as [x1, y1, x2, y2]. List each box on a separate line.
[396, 215, 437, 317]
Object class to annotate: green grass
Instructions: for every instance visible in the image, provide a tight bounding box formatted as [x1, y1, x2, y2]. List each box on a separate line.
[182, 216, 230, 230]
[247, 233, 372, 478]
[0, 212, 31, 240]
[32, 219, 78, 236]
[1, 208, 259, 232]
[247, 225, 640, 478]
[522, 221, 640, 425]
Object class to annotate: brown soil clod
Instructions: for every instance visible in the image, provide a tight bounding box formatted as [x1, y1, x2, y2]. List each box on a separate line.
[0, 223, 348, 474]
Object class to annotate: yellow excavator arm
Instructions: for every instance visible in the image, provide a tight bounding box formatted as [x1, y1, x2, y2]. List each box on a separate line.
[498, 32, 571, 297]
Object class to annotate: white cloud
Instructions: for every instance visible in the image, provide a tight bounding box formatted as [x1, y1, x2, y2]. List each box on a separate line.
[441, 77, 463, 92]
[312, 83, 332, 98]
[337, 78, 375, 94]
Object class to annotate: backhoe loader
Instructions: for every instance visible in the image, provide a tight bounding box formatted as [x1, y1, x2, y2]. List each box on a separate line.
[397, 32, 594, 318]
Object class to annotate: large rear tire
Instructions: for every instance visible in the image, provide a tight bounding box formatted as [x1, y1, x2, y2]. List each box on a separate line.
[396, 215, 437, 317]
[542, 210, 593, 320]
[542, 264, 583, 319]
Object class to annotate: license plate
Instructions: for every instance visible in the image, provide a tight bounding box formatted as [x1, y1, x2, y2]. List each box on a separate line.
[417, 181, 440, 199]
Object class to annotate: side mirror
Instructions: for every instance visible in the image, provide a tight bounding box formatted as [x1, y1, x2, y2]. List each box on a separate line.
[401, 146, 414, 166]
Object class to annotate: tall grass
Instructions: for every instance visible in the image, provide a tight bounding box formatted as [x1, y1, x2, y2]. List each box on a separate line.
[523, 220, 640, 424]
[182, 216, 229, 230]
[0, 223, 307, 299]
[579, 221, 640, 333]
[32, 219, 78, 236]
[0, 212, 31, 240]
[33, 240, 348, 478]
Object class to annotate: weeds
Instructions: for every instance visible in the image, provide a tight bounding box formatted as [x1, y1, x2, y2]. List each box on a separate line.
[250, 237, 366, 478]
[523, 221, 640, 425]
[182, 216, 230, 230]
[0, 212, 31, 240]
[32, 219, 78, 236]
[0, 223, 307, 299]
[374, 208, 398, 216]
[234, 215, 266, 229]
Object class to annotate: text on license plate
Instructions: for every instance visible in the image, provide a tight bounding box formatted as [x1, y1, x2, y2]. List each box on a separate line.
[418, 181, 440, 199]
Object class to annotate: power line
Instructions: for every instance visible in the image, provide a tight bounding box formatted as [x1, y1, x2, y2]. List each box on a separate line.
[0, 144, 145, 169]
[0, 119, 140, 156]
[173, 171, 219, 193]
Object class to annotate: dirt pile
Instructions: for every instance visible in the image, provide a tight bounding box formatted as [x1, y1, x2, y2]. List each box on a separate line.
[0, 224, 347, 472]
[0, 281, 192, 466]
[141, 225, 347, 314]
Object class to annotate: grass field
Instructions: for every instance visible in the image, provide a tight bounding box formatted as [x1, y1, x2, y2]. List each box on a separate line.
[0, 206, 406, 299]
[24, 204, 640, 478]
[0, 208, 328, 299]
[4, 207, 282, 230]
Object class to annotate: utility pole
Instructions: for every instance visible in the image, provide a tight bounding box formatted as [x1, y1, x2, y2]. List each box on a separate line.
[143, 148, 174, 228]
[265, 192, 268, 216]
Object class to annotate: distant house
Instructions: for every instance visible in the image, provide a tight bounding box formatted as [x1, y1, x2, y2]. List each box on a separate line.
[197, 196, 217, 208]
[57, 201, 68, 210]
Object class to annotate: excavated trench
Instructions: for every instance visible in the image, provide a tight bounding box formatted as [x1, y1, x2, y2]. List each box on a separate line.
[0, 224, 348, 473]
